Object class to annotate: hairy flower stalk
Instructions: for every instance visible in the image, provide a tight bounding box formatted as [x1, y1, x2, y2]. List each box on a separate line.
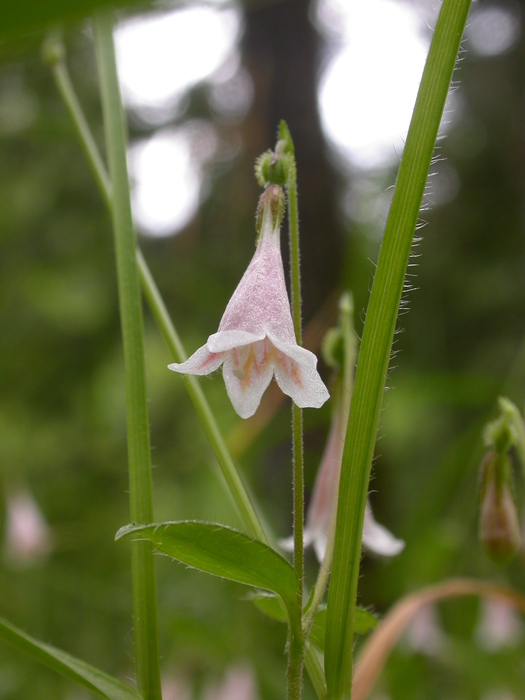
[169, 185, 329, 419]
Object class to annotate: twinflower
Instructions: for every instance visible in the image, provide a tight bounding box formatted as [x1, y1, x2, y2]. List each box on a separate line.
[281, 391, 404, 561]
[281, 299, 404, 561]
[169, 186, 329, 419]
[305, 404, 404, 561]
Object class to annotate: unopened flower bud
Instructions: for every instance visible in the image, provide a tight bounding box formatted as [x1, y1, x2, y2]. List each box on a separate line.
[479, 452, 521, 564]
[321, 328, 344, 370]
[254, 150, 286, 188]
[255, 185, 285, 236]
[41, 32, 66, 67]
[321, 293, 355, 370]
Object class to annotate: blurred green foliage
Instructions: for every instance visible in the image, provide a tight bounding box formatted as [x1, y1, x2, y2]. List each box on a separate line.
[1, 0, 525, 698]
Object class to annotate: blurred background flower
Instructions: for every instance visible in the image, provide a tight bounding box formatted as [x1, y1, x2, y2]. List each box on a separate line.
[3, 486, 52, 566]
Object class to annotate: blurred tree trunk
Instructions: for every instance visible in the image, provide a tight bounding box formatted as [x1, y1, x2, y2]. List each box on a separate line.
[242, 0, 343, 323]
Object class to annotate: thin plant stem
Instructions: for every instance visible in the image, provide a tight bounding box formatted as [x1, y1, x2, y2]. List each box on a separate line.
[93, 12, 162, 699]
[46, 37, 112, 209]
[304, 295, 356, 636]
[304, 651, 327, 700]
[282, 123, 305, 700]
[497, 397, 525, 473]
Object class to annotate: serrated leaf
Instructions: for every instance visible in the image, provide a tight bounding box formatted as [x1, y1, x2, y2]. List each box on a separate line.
[309, 606, 378, 652]
[117, 521, 299, 622]
[0, 615, 140, 700]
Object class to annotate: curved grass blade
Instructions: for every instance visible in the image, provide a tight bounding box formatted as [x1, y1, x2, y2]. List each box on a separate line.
[353, 579, 525, 700]
[0, 615, 140, 700]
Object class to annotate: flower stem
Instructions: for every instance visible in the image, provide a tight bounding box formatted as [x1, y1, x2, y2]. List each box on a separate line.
[45, 33, 112, 210]
[281, 122, 305, 700]
[93, 13, 162, 699]
[304, 295, 356, 636]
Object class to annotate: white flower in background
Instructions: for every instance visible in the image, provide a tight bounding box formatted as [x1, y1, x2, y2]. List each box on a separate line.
[4, 487, 52, 565]
[169, 186, 329, 418]
[281, 349, 403, 560]
[361, 501, 405, 559]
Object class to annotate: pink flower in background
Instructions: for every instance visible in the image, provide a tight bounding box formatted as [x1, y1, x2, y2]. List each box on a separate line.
[305, 402, 404, 560]
[169, 186, 329, 419]
[162, 666, 258, 700]
[476, 599, 523, 651]
[4, 487, 52, 565]
[203, 666, 259, 700]
[281, 377, 403, 561]
[404, 604, 445, 655]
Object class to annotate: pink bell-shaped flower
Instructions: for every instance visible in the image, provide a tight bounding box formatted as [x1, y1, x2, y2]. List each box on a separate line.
[281, 370, 403, 561]
[169, 186, 329, 419]
[302, 405, 404, 561]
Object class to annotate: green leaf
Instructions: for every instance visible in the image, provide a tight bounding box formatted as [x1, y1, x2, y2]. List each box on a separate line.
[0, 0, 149, 39]
[251, 590, 378, 647]
[0, 615, 141, 700]
[309, 607, 378, 653]
[354, 607, 379, 635]
[249, 592, 288, 623]
[117, 521, 299, 622]
[94, 12, 163, 698]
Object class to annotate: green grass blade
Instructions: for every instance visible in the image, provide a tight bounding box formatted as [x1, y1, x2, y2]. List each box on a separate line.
[0, 615, 140, 700]
[93, 12, 162, 699]
[324, 1, 473, 697]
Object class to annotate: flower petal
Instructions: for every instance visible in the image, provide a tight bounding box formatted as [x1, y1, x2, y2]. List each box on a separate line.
[168, 344, 223, 376]
[217, 206, 296, 346]
[312, 531, 329, 564]
[222, 341, 274, 419]
[207, 329, 265, 354]
[278, 528, 316, 554]
[362, 503, 405, 557]
[269, 335, 330, 409]
[279, 527, 329, 563]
